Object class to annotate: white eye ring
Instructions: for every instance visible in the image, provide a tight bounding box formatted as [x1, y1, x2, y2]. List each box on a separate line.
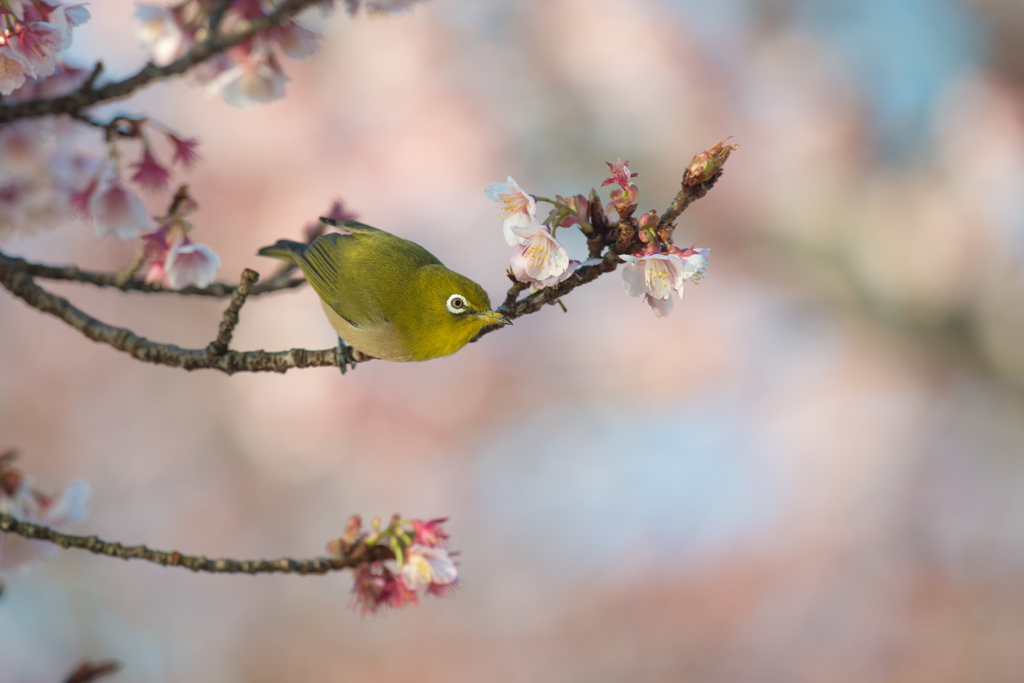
[446, 294, 469, 314]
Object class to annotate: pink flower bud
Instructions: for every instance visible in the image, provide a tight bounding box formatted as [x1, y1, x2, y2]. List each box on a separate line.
[164, 237, 221, 289]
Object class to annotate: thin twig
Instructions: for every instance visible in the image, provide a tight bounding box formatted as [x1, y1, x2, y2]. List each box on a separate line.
[80, 62, 104, 92]
[207, 268, 258, 354]
[0, 512, 389, 574]
[0, 0, 327, 124]
[1, 252, 307, 297]
[0, 254, 342, 374]
[64, 660, 122, 683]
[659, 171, 724, 227]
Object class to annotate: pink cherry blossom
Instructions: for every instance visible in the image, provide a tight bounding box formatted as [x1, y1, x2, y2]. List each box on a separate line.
[88, 173, 153, 241]
[620, 248, 708, 318]
[411, 518, 449, 547]
[130, 148, 171, 191]
[141, 226, 171, 285]
[5, 60, 88, 101]
[0, 459, 91, 572]
[508, 215, 571, 288]
[43, 3, 90, 49]
[272, 20, 321, 60]
[164, 236, 221, 289]
[8, 20, 66, 79]
[166, 133, 200, 168]
[399, 545, 458, 595]
[350, 561, 419, 615]
[208, 45, 289, 108]
[0, 46, 28, 96]
[602, 158, 638, 191]
[484, 175, 537, 245]
[136, 4, 193, 65]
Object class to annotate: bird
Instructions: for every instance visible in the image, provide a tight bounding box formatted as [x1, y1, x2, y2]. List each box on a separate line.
[258, 218, 511, 372]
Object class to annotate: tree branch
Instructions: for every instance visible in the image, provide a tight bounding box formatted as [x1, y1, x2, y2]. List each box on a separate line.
[0, 252, 340, 374]
[0, 511, 389, 574]
[63, 660, 122, 683]
[0, 0, 327, 124]
[2, 251, 307, 297]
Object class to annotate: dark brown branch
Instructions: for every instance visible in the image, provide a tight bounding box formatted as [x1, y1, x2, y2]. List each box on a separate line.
[0, 0, 327, 124]
[0, 252, 341, 374]
[3, 251, 307, 297]
[64, 660, 122, 683]
[0, 511, 389, 574]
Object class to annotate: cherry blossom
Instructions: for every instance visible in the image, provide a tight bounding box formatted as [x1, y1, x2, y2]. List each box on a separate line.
[484, 175, 537, 245]
[167, 133, 201, 168]
[509, 215, 571, 288]
[0, 46, 28, 96]
[164, 236, 221, 289]
[602, 158, 637, 190]
[411, 517, 449, 547]
[208, 45, 289, 108]
[0, 456, 91, 572]
[88, 172, 153, 241]
[272, 20, 321, 60]
[130, 148, 171, 191]
[399, 545, 458, 595]
[136, 4, 193, 65]
[620, 248, 708, 317]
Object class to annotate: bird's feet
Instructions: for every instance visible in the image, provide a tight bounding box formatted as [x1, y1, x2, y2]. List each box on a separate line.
[336, 336, 359, 374]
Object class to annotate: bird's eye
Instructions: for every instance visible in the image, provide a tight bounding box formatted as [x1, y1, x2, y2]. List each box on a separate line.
[446, 294, 468, 314]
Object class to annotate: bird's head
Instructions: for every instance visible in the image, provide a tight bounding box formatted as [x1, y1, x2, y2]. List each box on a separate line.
[403, 265, 511, 361]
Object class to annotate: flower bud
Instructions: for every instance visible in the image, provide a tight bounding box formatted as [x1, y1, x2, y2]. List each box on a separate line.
[685, 139, 738, 186]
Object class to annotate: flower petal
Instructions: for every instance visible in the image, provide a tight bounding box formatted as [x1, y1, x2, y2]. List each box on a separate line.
[621, 261, 647, 297]
[647, 292, 673, 317]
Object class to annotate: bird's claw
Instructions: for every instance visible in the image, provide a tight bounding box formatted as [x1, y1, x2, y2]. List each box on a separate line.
[337, 337, 358, 375]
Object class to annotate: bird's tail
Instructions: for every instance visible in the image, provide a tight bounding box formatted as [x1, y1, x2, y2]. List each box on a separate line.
[257, 239, 307, 263]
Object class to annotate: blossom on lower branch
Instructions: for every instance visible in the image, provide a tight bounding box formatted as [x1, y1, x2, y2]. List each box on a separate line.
[620, 247, 708, 318]
[331, 514, 458, 615]
[0, 451, 91, 572]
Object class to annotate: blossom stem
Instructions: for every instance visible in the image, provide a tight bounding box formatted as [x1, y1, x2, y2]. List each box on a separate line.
[0, 511, 391, 575]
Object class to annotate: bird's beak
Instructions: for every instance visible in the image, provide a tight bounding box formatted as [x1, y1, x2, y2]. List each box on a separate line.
[478, 310, 512, 326]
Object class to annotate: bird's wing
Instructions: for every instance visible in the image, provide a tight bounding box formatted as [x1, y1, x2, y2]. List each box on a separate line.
[295, 233, 382, 328]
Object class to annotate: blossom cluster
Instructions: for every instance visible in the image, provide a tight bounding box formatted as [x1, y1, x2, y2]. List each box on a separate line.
[485, 160, 710, 317]
[137, 186, 220, 288]
[329, 514, 458, 615]
[0, 0, 89, 96]
[0, 450, 91, 572]
[136, 0, 428, 109]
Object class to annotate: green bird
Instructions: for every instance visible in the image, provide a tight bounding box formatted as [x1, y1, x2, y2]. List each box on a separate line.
[258, 218, 511, 371]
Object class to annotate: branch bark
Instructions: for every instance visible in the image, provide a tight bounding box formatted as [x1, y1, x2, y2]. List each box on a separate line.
[0, 252, 340, 374]
[2, 251, 307, 297]
[0, 511, 389, 575]
[0, 0, 327, 124]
